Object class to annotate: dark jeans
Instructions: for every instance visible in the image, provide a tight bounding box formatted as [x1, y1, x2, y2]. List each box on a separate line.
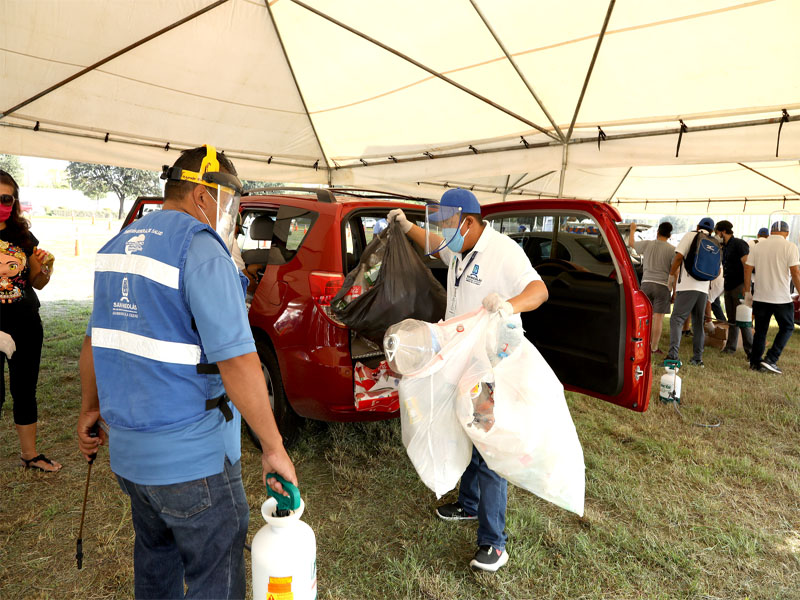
[458, 446, 508, 550]
[723, 284, 753, 353]
[0, 310, 43, 425]
[750, 301, 794, 368]
[116, 458, 249, 600]
[668, 291, 708, 361]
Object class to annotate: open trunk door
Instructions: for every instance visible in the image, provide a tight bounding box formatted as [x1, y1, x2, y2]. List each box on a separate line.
[482, 200, 652, 411]
[122, 196, 164, 229]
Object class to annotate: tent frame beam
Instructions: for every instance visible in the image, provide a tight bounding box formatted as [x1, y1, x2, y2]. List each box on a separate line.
[287, 0, 559, 141]
[737, 162, 800, 196]
[0, 0, 231, 120]
[468, 0, 565, 142]
[607, 166, 632, 202]
[264, 0, 330, 179]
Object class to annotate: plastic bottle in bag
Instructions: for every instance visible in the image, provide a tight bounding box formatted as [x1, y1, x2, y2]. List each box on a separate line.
[468, 381, 495, 432]
[488, 319, 524, 366]
[364, 262, 382, 286]
[383, 319, 442, 374]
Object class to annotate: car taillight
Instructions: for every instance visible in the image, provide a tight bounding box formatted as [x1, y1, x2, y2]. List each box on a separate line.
[309, 271, 347, 327]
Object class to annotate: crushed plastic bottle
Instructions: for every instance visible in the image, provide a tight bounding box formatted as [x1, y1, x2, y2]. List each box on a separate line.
[489, 318, 524, 366]
[383, 319, 442, 375]
[468, 381, 495, 432]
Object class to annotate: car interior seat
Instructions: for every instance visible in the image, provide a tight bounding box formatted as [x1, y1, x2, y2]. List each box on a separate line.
[241, 215, 274, 280]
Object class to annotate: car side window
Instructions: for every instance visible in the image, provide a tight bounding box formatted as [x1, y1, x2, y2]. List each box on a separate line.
[487, 212, 617, 278]
[267, 205, 319, 265]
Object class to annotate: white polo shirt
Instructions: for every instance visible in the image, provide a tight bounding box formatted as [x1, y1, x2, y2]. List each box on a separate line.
[746, 234, 800, 303]
[439, 224, 541, 319]
[674, 231, 712, 294]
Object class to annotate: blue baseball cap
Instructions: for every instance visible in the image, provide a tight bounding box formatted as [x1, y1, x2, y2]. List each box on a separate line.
[440, 188, 481, 214]
[757, 227, 769, 237]
[697, 217, 714, 232]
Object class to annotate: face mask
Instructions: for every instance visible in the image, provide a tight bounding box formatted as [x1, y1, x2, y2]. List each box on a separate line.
[199, 189, 236, 252]
[443, 220, 470, 252]
[0, 206, 12, 222]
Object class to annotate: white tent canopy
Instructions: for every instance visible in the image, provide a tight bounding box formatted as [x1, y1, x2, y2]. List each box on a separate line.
[2, 0, 799, 214]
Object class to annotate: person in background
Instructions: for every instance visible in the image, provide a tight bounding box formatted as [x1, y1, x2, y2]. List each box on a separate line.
[628, 221, 674, 354]
[713, 220, 752, 358]
[0, 170, 59, 472]
[77, 146, 296, 599]
[388, 188, 548, 572]
[667, 217, 718, 367]
[743, 220, 800, 374]
[748, 227, 769, 251]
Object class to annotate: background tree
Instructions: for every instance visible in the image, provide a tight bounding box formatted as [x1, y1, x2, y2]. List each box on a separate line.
[66, 162, 161, 219]
[0, 154, 24, 182]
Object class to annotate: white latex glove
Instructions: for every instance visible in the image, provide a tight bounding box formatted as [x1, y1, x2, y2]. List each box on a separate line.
[667, 274, 676, 290]
[0, 331, 15, 358]
[482, 293, 513, 316]
[387, 209, 413, 233]
[744, 291, 753, 307]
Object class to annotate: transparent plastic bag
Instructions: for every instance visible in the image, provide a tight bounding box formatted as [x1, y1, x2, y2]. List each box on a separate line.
[395, 308, 585, 515]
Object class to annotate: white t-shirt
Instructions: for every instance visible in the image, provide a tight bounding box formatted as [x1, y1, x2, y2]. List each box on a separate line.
[746, 235, 800, 303]
[674, 231, 713, 294]
[439, 224, 541, 320]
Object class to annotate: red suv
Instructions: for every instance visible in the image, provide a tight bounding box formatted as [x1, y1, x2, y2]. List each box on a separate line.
[127, 189, 652, 444]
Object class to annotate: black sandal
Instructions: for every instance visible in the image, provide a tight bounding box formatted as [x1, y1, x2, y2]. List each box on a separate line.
[20, 453, 62, 473]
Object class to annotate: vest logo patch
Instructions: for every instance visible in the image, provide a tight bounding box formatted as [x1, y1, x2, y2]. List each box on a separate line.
[113, 276, 138, 318]
[125, 234, 145, 255]
[465, 263, 482, 286]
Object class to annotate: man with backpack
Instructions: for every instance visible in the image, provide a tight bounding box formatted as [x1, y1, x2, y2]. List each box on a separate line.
[666, 217, 721, 366]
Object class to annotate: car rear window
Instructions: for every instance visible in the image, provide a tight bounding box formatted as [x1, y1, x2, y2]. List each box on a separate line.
[487, 211, 618, 278]
[268, 205, 319, 265]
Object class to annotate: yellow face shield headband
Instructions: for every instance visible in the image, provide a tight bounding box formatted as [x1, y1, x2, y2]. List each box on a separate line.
[160, 145, 244, 196]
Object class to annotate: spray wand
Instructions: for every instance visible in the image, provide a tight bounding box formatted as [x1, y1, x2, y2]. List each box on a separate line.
[76, 421, 107, 569]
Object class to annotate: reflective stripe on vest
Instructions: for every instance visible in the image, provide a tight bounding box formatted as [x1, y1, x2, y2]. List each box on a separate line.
[91, 210, 229, 431]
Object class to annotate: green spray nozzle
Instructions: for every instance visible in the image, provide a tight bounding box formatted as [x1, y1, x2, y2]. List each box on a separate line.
[266, 473, 301, 513]
[663, 358, 681, 369]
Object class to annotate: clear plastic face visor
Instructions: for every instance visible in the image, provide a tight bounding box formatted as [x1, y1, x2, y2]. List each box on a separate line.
[424, 204, 463, 255]
[203, 172, 242, 252]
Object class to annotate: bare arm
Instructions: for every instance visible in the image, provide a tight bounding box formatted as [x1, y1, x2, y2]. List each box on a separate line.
[216, 352, 297, 490]
[628, 222, 637, 248]
[791, 265, 800, 294]
[77, 336, 106, 461]
[508, 280, 549, 313]
[743, 264, 754, 294]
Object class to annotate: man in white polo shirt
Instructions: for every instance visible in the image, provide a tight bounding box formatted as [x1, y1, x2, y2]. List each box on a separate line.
[743, 220, 800, 374]
[666, 217, 718, 367]
[388, 188, 548, 573]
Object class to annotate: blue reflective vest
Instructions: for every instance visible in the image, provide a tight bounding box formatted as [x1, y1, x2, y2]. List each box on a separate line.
[91, 210, 227, 432]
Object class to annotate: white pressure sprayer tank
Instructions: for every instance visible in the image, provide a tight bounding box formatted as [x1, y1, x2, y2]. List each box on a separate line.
[252, 474, 317, 600]
[735, 298, 753, 329]
[659, 359, 682, 404]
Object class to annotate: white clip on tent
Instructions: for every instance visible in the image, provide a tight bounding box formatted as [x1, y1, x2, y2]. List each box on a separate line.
[1, 0, 799, 215]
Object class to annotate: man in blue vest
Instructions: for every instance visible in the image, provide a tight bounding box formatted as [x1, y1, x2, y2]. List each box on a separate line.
[77, 146, 296, 599]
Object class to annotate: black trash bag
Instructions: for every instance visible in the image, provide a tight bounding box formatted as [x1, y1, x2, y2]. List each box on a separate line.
[332, 221, 447, 345]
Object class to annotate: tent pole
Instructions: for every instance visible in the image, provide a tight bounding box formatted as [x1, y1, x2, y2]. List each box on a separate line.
[511, 171, 556, 191]
[0, 0, 231, 120]
[736, 162, 800, 196]
[558, 144, 568, 197]
[265, 1, 331, 176]
[502, 175, 511, 202]
[508, 173, 528, 192]
[286, 0, 558, 140]
[607, 167, 632, 202]
[468, 0, 565, 142]
[566, 0, 616, 143]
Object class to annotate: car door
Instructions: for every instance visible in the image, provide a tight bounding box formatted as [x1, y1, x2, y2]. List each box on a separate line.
[482, 200, 652, 411]
[122, 196, 164, 227]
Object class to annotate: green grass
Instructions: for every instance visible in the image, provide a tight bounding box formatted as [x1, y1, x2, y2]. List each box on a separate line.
[1, 304, 799, 599]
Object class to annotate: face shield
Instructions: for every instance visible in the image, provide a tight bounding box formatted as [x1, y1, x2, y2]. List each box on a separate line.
[424, 203, 463, 255]
[202, 171, 242, 252]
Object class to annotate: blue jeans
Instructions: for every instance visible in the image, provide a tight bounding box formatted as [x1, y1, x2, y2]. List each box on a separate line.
[116, 458, 249, 599]
[750, 301, 795, 368]
[458, 446, 508, 550]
